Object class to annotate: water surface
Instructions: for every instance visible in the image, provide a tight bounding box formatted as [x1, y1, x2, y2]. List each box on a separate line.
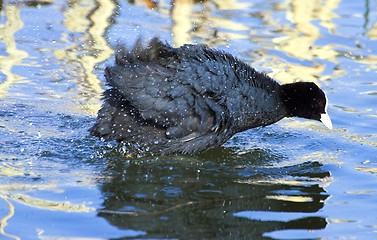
[1, 0, 377, 239]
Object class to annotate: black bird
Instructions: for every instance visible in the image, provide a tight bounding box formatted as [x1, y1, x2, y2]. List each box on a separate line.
[90, 38, 332, 155]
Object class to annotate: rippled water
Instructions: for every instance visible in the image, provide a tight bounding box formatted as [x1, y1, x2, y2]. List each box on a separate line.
[1, 0, 377, 239]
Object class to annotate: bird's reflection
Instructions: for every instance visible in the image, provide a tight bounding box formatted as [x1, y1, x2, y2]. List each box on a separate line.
[97, 149, 330, 238]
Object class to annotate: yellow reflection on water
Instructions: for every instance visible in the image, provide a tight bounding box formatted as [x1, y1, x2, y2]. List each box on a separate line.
[8, 194, 95, 212]
[279, 0, 340, 60]
[53, 0, 115, 115]
[268, 0, 342, 84]
[171, 0, 195, 46]
[356, 55, 377, 70]
[0, 196, 20, 240]
[266, 195, 313, 203]
[0, 162, 25, 177]
[368, 23, 377, 39]
[170, 0, 250, 47]
[0, 6, 29, 98]
[355, 167, 377, 174]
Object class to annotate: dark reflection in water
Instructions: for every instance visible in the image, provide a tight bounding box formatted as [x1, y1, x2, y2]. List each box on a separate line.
[97, 150, 329, 238]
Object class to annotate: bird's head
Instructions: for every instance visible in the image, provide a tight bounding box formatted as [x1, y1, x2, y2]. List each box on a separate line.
[280, 82, 332, 129]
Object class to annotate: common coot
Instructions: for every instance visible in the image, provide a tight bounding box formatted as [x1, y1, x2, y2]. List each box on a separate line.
[90, 38, 332, 155]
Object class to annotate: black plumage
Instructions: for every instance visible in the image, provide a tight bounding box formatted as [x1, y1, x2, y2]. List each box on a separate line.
[90, 38, 332, 155]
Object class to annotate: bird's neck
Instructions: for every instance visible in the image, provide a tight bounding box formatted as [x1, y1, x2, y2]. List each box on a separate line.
[234, 91, 287, 133]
